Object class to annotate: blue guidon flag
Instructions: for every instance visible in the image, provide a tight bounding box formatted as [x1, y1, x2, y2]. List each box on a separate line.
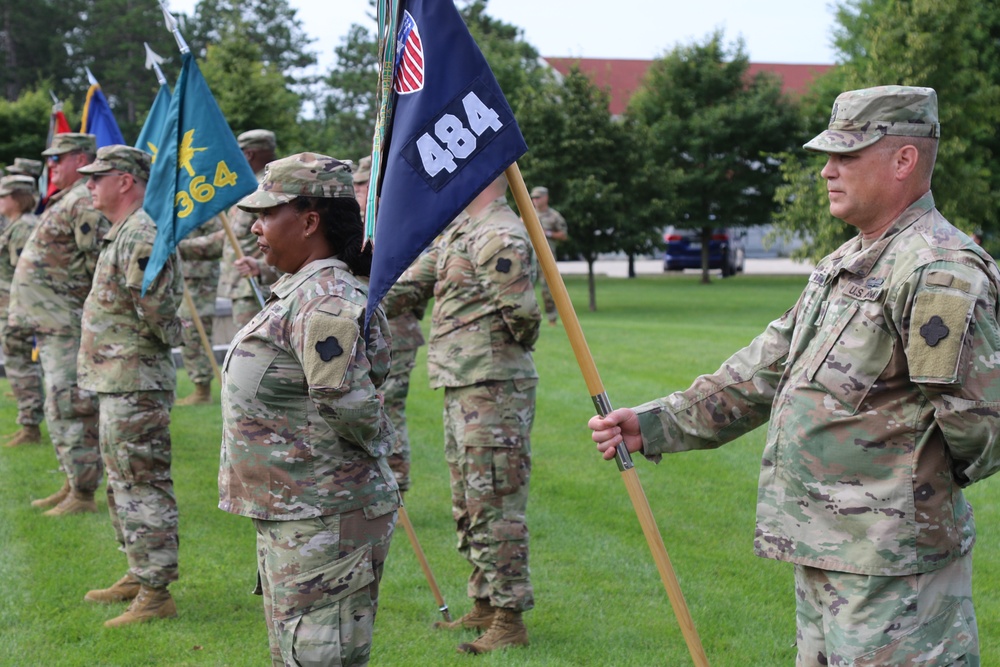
[394, 10, 424, 94]
[364, 0, 528, 333]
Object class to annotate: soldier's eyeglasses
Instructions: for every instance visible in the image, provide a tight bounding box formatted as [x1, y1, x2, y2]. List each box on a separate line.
[47, 150, 82, 164]
[90, 171, 123, 182]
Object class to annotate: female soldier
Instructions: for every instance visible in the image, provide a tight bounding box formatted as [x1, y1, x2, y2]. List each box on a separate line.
[0, 175, 44, 446]
[218, 153, 400, 667]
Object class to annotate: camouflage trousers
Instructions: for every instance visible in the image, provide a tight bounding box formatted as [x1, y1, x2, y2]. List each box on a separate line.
[794, 553, 979, 666]
[232, 296, 263, 331]
[443, 379, 535, 611]
[0, 323, 44, 426]
[36, 334, 100, 493]
[539, 278, 558, 323]
[99, 391, 178, 589]
[383, 346, 418, 492]
[253, 508, 397, 667]
[178, 278, 217, 386]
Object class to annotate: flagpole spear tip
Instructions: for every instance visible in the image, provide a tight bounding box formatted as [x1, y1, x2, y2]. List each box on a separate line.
[157, 0, 190, 54]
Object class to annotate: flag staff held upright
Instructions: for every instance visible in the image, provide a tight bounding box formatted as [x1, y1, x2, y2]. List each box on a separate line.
[506, 162, 710, 667]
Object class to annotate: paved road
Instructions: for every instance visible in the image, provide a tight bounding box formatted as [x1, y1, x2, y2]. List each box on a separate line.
[556, 257, 815, 277]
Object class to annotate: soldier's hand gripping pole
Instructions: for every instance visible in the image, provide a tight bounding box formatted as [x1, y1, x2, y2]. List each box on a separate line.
[505, 163, 710, 667]
[398, 504, 451, 621]
[219, 210, 266, 309]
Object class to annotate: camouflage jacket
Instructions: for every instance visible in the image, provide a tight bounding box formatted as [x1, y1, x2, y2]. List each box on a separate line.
[0, 212, 39, 315]
[537, 207, 567, 254]
[385, 199, 540, 388]
[78, 207, 183, 392]
[635, 193, 1000, 576]
[388, 309, 425, 353]
[7, 178, 108, 335]
[219, 258, 400, 521]
[178, 216, 223, 283]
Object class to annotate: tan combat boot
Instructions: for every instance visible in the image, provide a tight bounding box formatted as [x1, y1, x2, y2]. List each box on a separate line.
[4, 424, 42, 447]
[30, 480, 71, 509]
[176, 382, 211, 406]
[104, 586, 177, 627]
[433, 598, 495, 631]
[456, 608, 529, 654]
[43, 489, 98, 516]
[85, 574, 142, 604]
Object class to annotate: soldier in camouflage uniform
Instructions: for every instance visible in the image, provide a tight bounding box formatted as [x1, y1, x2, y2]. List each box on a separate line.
[8, 133, 108, 515]
[590, 87, 997, 666]
[174, 215, 223, 405]
[219, 153, 399, 667]
[178, 128, 278, 335]
[6, 158, 44, 181]
[75, 145, 184, 628]
[354, 156, 426, 492]
[530, 186, 567, 325]
[0, 175, 44, 446]
[385, 175, 541, 654]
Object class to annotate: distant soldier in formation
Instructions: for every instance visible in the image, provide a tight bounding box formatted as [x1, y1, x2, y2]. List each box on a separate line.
[77, 145, 183, 628]
[8, 133, 108, 515]
[529, 186, 567, 325]
[0, 175, 44, 446]
[354, 155, 426, 493]
[174, 215, 223, 406]
[386, 174, 541, 654]
[6, 158, 44, 182]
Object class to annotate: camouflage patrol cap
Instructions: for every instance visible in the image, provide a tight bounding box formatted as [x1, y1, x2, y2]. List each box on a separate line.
[77, 144, 152, 183]
[237, 129, 277, 151]
[41, 133, 97, 157]
[530, 186, 548, 197]
[237, 152, 356, 212]
[804, 85, 940, 154]
[0, 175, 38, 197]
[353, 156, 372, 184]
[7, 158, 43, 177]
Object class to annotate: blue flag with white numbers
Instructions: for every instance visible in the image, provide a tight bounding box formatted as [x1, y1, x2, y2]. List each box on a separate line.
[134, 83, 172, 160]
[142, 52, 256, 293]
[364, 0, 528, 329]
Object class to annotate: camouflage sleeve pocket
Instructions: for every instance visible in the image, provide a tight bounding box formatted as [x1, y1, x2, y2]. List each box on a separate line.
[907, 283, 976, 384]
[303, 307, 360, 391]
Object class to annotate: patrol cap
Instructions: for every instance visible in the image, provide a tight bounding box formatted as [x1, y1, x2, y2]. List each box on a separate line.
[0, 175, 38, 197]
[804, 85, 940, 154]
[237, 129, 277, 151]
[237, 152, 356, 212]
[41, 132, 97, 157]
[6, 158, 43, 177]
[530, 186, 548, 198]
[77, 144, 152, 183]
[353, 155, 372, 184]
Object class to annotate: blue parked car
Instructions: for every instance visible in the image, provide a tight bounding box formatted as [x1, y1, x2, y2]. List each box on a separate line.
[662, 226, 746, 277]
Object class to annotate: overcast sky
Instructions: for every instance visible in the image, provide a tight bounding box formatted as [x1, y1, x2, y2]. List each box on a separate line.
[165, 0, 840, 70]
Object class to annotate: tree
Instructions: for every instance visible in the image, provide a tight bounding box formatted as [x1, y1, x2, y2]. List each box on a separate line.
[772, 0, 1000, 259]
[518, 70, 646, 311]
[0, 1, 78, 102]
[0, 86, 71, 168]
[627, 31, 803, 283]
[198, 29, 303, 153]
[316, 23, 380, 161]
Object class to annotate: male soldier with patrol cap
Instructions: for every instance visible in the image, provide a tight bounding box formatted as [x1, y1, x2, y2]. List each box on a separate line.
[0, 175, 44, 446]
[8, 133, 108, 515]
[76, 145, 183, 628]
[529, 185, 567, 325]
[386, 173, 541, 655]
[174, 129, 277, 404]
[354, 155, 426, 494]
[590, 86, 997, 665]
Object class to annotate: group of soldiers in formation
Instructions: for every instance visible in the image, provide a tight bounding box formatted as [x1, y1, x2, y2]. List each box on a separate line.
[0, 128, 568, 661]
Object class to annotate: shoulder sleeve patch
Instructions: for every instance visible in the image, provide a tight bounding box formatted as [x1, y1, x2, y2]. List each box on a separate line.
[304, 310, 360, 390]
[908, 289, 975, 383]
[125, 242, 155, 289]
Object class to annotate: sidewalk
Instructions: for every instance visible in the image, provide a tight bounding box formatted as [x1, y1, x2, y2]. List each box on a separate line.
[556, 257, 814, 277]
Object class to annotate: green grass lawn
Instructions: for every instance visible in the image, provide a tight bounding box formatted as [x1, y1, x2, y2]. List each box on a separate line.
[2, 274, 998, 666]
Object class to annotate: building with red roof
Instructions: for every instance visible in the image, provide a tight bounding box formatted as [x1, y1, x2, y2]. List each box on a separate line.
[543, 57, 834, 116]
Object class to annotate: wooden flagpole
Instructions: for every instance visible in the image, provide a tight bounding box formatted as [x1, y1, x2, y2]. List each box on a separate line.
[219, 210, 266, 309]
[505, 162, 710, 667]
[397, 504, 451, 621]
[181, 281, 221, 385]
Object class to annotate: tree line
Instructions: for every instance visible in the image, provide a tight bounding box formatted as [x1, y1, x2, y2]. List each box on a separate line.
[2, 0, 998, 306]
